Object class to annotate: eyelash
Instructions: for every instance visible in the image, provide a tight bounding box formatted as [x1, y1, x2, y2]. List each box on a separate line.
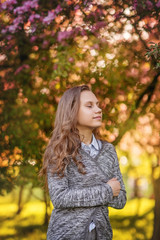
[87, 105, 100, 108]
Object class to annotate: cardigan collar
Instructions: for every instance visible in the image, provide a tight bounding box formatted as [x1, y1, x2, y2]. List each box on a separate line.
[81, 133, 99, 151]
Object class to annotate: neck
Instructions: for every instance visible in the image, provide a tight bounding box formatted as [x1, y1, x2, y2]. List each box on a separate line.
[77, 126, 93, 145]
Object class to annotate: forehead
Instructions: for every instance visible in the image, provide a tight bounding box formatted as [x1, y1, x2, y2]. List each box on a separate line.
[80, 91, 98, 103]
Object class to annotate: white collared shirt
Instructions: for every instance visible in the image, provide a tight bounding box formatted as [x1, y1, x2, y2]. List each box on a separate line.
[81, 133, 102, 231]
[81, 133, 102, 158]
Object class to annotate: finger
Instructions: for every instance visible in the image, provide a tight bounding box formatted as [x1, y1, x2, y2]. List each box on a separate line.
[110, 178, 117, 181]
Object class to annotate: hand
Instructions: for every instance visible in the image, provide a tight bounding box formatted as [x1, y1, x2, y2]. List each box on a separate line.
[107, 177, 121, 197]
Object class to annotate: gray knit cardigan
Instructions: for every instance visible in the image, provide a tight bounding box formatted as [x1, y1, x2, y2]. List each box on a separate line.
[47, 140, 127, 240]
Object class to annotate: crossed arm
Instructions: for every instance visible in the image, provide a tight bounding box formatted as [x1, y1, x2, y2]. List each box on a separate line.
[47, 169, 114, 209]
[47, 145, 127, 209]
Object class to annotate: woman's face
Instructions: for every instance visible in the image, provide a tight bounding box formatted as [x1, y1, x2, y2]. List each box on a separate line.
[76, 90, 102, 130]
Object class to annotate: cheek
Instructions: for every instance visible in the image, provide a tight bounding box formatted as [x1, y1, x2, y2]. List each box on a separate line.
[77, 108, 92, 122]
[82, 107, 92, 116]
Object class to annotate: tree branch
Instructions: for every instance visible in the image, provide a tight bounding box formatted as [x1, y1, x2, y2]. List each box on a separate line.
[113, 71, 160, 145]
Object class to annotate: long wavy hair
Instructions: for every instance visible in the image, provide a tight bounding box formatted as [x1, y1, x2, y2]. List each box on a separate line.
[39, 84, 102, 191]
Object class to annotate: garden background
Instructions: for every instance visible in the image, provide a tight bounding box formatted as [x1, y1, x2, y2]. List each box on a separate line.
[0, 0, 160, 239]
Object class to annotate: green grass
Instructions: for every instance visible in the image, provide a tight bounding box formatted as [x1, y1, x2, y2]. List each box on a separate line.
[109, 198, 154, 240]
[0, 187, 154, 240]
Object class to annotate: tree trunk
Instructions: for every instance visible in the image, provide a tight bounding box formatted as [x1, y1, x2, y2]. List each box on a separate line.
[16, 185, 24, 215]
[151, 165, 160, 240]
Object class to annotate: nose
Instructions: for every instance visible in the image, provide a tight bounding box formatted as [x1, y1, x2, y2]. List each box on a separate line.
[95, 105, 102, 113]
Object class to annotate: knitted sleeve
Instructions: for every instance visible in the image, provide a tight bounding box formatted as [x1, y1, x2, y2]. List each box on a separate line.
[107, 144, 127, 209]
[47, 168, 113, 209]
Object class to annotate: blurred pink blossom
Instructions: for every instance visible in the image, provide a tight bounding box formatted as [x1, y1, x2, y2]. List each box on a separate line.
[74, 5, 79, 10]
[91, 21, 106, 32]
[13, 16, 23, 24]
[133, 0, 138, 10]
[23, 0, 38, 9]
[146, 0, 153, 10]
[14, 64, 30, 75]
[57, 30, 73, 42]
[43, 11, 56, 24]
[8, 24, 19, 33]
[55, 4, 62, 14]
[91, 44, 99, 50]
[1, 29, 7, 34]
[14, 6, 27, 14]
[29, 14, 40, 22]
[68, 57, 74, 63]
[42, 40, 49, 48]
[30, 25, 36, 33]
[156, 0, 160, 7]
[13, 0, 38, 14]
[42, 57, 47, 61]
[51, 31, 55, 37]
[80, 29, 87, 36]
[1, 0, 17, 10]
[74, 27, 81, 34]
[6, 35, 12, 40]
[53, 64, 58, 70]
[30, 36, 37, 42]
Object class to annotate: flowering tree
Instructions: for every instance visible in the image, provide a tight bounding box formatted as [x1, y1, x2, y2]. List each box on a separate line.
[0, 0, 160, 238]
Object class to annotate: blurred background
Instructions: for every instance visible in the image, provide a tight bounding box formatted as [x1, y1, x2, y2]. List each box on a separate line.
[0, 0, 160, 239]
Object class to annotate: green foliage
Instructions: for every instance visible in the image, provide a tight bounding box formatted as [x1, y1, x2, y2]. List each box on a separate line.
[145, 42, 160, 69]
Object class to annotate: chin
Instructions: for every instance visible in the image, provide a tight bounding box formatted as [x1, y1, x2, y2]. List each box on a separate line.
[91, 123, 102, 128]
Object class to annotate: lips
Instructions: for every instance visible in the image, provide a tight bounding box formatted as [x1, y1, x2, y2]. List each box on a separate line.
[93, 116, 102, 119]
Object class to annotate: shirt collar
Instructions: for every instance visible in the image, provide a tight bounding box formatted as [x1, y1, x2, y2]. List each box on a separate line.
[81, 133, 99, 151]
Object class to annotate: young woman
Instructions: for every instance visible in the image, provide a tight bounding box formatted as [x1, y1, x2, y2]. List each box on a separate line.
[39, 84, 127, 240]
